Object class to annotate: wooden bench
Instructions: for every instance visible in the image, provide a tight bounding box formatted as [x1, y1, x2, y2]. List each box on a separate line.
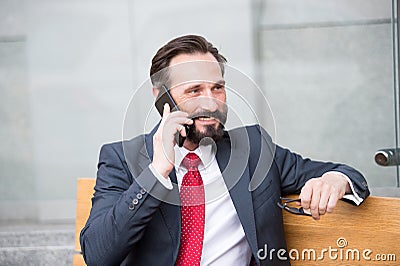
[73, 178, 94, 266]
[74, 178, 400, 265]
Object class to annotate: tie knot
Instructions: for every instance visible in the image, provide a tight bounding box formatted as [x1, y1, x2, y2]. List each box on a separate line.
[182, 153, 201, 170]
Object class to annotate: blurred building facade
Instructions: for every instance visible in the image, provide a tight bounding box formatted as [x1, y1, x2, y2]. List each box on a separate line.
[0, 0, 397, 224]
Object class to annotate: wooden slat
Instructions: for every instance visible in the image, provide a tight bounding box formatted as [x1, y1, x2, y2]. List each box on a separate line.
[74, 178, 95, 266]
[283, 195, 400, 265]
[73, 253, 86, 266]
[73, 178, 400, 265]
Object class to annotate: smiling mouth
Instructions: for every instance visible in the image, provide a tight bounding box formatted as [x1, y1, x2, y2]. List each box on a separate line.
[192, 115, 219, 123]
[197, 117, 216, 121]
[189, 109, 227, 125]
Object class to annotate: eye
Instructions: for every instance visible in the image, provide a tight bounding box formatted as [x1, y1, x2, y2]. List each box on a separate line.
[213, 85, 224, 91]
[186, 85, 201, 95]
[190, 88, 200, 94]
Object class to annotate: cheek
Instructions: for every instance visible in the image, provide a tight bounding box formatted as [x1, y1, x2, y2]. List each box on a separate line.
[216, 95, 227, 109]
[171, 95, 192, 111]
[178, 100, 197, 113]
[172, 95, 186, 106]
[168, 87, 188, 106]
[216, 93, 226, 103]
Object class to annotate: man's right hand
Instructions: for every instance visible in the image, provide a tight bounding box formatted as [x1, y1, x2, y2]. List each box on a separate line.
[151, 103, 193, 178]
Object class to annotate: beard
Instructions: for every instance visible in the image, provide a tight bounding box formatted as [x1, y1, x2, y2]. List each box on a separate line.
[186, 108, 227, 145]
[186, 123, 225, 145]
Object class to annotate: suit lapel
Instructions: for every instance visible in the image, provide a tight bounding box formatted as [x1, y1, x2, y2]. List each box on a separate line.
[141, 125, 258, 259]
[142, 126, 182, 258]
[216, 129, 258, 256]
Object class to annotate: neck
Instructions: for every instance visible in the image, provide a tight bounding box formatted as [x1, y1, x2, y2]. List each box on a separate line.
[183, 140, 199, 151]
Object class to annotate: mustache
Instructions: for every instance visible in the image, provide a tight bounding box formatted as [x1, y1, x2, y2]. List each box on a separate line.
[189, 109, 227, 124]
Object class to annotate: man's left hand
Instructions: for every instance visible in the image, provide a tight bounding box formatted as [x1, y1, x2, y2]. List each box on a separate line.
[299, 172, 351, 220]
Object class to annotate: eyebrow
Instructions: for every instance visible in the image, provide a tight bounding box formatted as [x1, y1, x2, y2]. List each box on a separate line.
[184, 80, 226, 91]
[215, 80, 226, 86]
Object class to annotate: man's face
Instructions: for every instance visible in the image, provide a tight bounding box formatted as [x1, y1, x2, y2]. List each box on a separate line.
[167, 52, 228, 144]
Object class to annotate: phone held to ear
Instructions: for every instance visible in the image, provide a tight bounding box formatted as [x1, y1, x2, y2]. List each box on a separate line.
[155, 85, 190, 147]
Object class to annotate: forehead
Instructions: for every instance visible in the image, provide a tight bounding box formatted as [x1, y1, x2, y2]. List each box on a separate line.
[168, 52, 223, 88]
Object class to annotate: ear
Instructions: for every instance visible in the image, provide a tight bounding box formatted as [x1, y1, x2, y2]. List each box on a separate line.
[152, 87, 159, 98]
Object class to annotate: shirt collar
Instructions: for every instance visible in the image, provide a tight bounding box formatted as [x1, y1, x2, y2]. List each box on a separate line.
[174, 143, 216, 171]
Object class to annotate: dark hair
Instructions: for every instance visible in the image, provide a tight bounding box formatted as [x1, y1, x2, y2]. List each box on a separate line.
[150, 35, 227, 87]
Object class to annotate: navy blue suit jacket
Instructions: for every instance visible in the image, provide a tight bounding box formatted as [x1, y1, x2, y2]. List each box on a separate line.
[80, 125, 369, 265]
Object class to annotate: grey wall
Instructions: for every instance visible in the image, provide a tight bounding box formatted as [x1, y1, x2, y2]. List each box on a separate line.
[0, 1, 38, 220]
[0, 0, 397, 222]
[259, 0, 397, 188]
[0, 0, 254, 221]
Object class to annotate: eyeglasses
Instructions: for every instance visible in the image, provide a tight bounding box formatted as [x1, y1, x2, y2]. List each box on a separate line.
[277, 197, 311, 216]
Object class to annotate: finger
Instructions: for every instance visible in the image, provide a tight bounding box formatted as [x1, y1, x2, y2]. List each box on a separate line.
[166, 112, 193, 128]
[161, 109, 187, 130]
[318, 189, 330, 215]
[161, 120, 191, 144]
[162, 103, 171, 119]
[185, 118, 194, 125]
[299, 184, 312, 209]
[177, 124, 187, 137]
[326, 192, 339, 213]
[165, 110, 193, 123]
[165, 117, 193, 132]
[309, 189, 321, 220]
[158, 103, 171, 131]
[167, 112, 193, 124]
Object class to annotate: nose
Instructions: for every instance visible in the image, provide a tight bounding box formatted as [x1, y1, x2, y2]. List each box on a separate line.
[197, 95, 219, 112]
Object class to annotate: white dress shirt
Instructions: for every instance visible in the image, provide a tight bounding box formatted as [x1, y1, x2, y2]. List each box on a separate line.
[148, 144, 363, 265]
[151, 144, 252, 265]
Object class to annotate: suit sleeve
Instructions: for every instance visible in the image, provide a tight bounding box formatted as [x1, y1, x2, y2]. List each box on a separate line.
[80, 143, 170, 266]
[274, 144, 369, 200]
[255, 125, 370, 201]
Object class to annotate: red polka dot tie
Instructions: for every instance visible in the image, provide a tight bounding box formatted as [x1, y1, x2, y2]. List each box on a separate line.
[176, 153, 205, 266]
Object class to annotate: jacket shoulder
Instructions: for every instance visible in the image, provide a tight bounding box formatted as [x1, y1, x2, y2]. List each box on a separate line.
[99, 135, 147, 159]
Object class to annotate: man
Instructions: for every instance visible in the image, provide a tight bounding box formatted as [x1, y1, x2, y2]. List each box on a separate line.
[80, 35, 369, 265]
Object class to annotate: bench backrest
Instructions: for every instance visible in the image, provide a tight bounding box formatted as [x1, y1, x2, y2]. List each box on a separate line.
[281, 195, 399, 265]
[73, 178, 95, 266]
[74, 178, 400, 265]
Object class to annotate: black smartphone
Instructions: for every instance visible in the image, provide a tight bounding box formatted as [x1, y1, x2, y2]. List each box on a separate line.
[155, 85, 190, 147]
